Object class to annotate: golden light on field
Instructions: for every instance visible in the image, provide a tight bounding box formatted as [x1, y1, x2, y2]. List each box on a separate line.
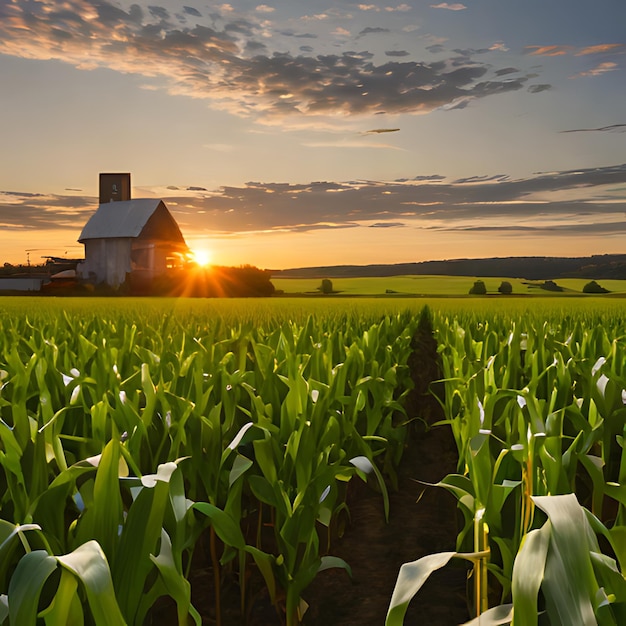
[192, 248, 212, 267]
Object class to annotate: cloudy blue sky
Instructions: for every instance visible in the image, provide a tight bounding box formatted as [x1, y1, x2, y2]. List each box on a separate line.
[1, 0, 625, 268]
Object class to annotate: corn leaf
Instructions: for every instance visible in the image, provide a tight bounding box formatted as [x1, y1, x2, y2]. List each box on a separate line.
[8, 550, 57, 626]
[56, 540, 126, 626]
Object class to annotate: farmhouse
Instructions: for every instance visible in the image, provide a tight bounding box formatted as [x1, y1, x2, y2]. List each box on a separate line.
[77, 174, 188, 288]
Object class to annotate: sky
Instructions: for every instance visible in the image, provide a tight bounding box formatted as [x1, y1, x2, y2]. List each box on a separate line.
[1, 0, 625, 269]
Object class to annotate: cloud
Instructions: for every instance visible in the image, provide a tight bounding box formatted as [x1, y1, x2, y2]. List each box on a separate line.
[255, 5, 275, 13]
[363, 128, 400, 133]
[358, 27, 390, 36]
[573, 62, 618, 77]
[183, 6, 202, 18]
[527, 43, 625, 59]
[430, 3, 467, 10]
[369, 222, 405, 227]
[560, 124, 626, 134]
[385, 50, 410, 57]
[281, 30, 317, 39]
[576, 44, 624, 56]
[0, 0, 544, 122]
[385, 4, 412, 11]
[494, 67, 519, 76]
[526, 45, 572, 57]
[527, 84, 551, 93]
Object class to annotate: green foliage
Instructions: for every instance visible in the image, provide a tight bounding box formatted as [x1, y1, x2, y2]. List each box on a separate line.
[583, 280, 609, 294]
[469, 280, 487, 295]
[319, 278, 334, 294]
[498, 281, 513, 294]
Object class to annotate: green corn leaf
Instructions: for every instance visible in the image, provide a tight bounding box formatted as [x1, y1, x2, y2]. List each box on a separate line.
[193, 502, 246, 551]
[318, 555, 352, 578]
[56, 541, 126, 626]
[245, 546, 277, 605]
[385, 552, 457, 626]
[8, 550, 58, 626]
[39, 568, 84, 626]
[113, 463, 175, 622]
[0, 595, 8, 623]
[148, 529, 200, 626]
[533, 494, 598, 626]
[74, 439, 123, 563]
[461, 604, 513, 625]
[511, 524, 550, 626]
[228, 454, 253, 488]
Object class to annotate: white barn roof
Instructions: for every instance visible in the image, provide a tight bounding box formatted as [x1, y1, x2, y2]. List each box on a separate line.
[79, 199, 165, 241]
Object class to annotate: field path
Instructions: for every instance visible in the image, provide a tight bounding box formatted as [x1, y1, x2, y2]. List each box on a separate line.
[303, 422, 469, 626]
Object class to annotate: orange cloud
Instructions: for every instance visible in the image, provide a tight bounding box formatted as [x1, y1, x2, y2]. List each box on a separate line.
[525, 45, 572, 57]
[576, 43, 623, 55]
[573, 62, 618, 77]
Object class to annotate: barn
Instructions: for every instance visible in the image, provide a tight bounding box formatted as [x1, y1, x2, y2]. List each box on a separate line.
[77, 174, 189, 288]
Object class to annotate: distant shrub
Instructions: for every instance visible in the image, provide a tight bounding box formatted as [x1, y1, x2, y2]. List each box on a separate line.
[319, 278, 334, 294]
[583, 280, 609, 294]
[540, 280, 563, 292]
[498, 281, 513, 294]
[469, 280, 487, 295]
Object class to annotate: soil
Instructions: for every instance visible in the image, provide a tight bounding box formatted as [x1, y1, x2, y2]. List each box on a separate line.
[302, 422, 470, 626]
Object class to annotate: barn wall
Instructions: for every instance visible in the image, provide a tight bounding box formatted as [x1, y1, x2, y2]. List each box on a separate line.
[79, 238, 132, 287]
[0, 278, 44, 292]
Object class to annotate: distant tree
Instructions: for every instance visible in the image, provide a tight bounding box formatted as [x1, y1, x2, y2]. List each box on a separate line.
[541, 280, 563, 292]
[498, 281, 513, 295]
[469, 280, 487, 295]
[319, 278, 334, 294]
[583, 280, 609, 294]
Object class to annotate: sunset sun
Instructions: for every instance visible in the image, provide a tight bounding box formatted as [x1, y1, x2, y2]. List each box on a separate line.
[192, 248, 212, 267]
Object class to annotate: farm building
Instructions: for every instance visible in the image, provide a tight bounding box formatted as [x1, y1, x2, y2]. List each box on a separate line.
[0, 277, 45, 292]
[77, 174, 189, 287]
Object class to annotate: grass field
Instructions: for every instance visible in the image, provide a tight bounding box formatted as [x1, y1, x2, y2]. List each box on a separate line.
[271, 274, 626, 297]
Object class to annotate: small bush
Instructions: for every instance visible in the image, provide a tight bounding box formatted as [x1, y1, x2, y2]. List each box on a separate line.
[319, 278, 334, 294]
[469, 280, 487, 295]
[583, 280, 609, 294]
[540, 280, 563, 292]
[498, 281, 513, 294]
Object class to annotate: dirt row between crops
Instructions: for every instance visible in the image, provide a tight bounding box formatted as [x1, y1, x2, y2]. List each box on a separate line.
[302, 422, 470, 626]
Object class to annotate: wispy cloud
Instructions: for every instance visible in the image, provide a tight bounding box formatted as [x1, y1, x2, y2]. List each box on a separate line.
[573, 62, 618, 77]
[576, 44, 624, 56]
[561, 123, 626, 134]
[358, 27, 390, 36]
[527, 43, 625, 58]
[0, 0, 540, 123]
[526, 45, 572, 57]
[430, 3, 467, 11]
[385, 4, 412, 12]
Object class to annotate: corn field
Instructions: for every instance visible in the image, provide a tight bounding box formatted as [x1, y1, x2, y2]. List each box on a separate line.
[1, 297, 626, 625]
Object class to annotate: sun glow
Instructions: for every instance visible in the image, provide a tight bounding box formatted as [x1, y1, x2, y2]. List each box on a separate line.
[192, 248, 212, 267]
